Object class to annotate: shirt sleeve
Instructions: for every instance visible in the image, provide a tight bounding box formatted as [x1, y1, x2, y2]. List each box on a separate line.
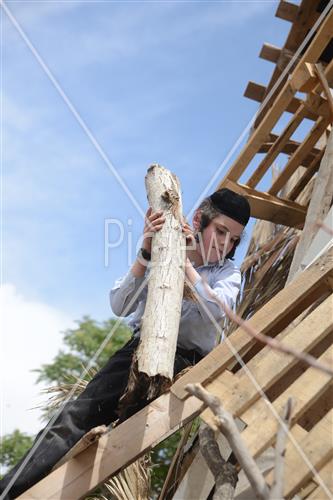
[109, 270, 147, 317]
[194, 265, 241, 323]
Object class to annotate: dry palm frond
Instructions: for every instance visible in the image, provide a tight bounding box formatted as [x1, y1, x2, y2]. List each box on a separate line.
[89, 455, 151, 500]
[34, 367, 98, 417]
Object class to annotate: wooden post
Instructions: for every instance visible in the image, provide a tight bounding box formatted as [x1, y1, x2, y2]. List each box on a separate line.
[287, 127, 333, 283]
[120, 164, 185, 412]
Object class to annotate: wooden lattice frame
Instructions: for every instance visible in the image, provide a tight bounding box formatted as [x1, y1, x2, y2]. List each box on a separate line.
[219, 5, 333, 228]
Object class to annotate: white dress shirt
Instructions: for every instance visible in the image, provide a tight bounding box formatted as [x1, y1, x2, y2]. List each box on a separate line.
[110, 259, 241, 355]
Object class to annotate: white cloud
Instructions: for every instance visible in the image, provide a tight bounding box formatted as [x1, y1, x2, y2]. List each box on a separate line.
[0, 284, 74, 436]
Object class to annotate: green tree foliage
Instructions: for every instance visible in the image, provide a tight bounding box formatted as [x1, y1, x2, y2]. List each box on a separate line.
[0, 430, 33, 476]
[33, 316, 131, 385]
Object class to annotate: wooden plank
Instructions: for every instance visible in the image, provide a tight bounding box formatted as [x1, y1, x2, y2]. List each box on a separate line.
[306, 460, 333, 499]
[266, 409, 333, 498]
[315, 62, 333, 115]
[288, 148, 324, 201]
[287, 128, 333, 282]
[291, 61, 319, 93]
[275, 1, 299, 23]
[224, 80, 295, 182]
[171, 247, 333, 400]
[269, 115, 331, 196]
[18, 392, 206, 499]
[239, 344, 333, 458]
[221, 179, 307, 227]
[245, 81, 330, 120]
[52, 425, 107, 470]
[244, 81, 317, 119]
[201, 294, 333, 427]
[247, 106, 308, 188]
[259, 43, 281, 63]
[258, 135, 321, 166]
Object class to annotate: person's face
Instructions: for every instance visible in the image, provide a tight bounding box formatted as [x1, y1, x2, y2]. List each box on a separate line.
[200, 214, 244, 264]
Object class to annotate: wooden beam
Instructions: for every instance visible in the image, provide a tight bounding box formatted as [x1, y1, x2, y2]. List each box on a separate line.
[52, 425, 107, 470]
[291, 61, 319, 92]
[220, 180, 307, 228]
[266, 409, 333, 498]
[259, 43, 281, 63]
[288, 148, 324, 201]
[306, 460, 333, 499]
[269, 114, 331, 196]
[244, 81, 317, 119]
[315, 62, 333, 116]
[244, 81, 330, 120]
[240, 344, 333, 457]
[258, 135, 321, 166]
[247, 106, 308, 189]
[275, 1, 299, 23]
[201, 294, 333, 427]
[171, 246, 333, 400]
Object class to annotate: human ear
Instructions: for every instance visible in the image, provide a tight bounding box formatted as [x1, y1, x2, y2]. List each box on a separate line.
[192, 209, 201, 231]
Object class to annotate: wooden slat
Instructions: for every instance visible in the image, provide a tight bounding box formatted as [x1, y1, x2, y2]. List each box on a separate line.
[52, 425, 107, 470]
[259, 43, 281, 63]
[288, 148, 324, 201]
[269, 115, 331, 196]
[171, 247, 333, 400]
[244, 81, 317, 119]
[275, 0, 299, 23]
[258, 135, 321, 166]
[306, 460, 333, 499]
[220, 179, 307, 227]
[201, 294, 333, 427]
[247, 106, 308, 188]
[239, 345, 333, 458]
[266, 410, 333, 498]
[220, 9, 333, 183]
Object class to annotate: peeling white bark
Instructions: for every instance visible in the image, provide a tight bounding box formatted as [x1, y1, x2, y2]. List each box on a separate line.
[137, 164, 185, 382]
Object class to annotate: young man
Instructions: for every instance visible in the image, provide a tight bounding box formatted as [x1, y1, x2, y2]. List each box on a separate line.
[0, 188, 250, 499]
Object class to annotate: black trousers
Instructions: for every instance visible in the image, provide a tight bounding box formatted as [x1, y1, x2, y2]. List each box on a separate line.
[0, 338, 202, 499]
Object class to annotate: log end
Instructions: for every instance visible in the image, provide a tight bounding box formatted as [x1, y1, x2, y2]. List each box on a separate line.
[117, 358, 172, 422]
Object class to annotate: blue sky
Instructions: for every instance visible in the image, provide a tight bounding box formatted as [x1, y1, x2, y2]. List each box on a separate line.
[1, 0, 291, 434]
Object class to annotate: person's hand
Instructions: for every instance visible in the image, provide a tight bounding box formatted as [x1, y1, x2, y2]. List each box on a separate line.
[142, 208, 165, 253]
[182, 222, 196, 245]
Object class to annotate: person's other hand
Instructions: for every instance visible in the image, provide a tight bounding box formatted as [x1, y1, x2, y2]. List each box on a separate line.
[142, 208, 165, 253]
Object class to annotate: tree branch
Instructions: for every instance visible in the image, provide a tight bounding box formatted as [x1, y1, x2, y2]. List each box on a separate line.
[186, 383, 270, 500]
[199, 424, 238, 500]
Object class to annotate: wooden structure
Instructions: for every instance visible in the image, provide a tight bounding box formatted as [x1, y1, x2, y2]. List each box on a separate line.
[20, 247, 333, 499]
[221, 0, 333, 228]
[18, 1, 333, 498]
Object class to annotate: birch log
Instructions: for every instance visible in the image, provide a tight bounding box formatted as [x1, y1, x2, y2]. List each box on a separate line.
[120, 164, 185, 409]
